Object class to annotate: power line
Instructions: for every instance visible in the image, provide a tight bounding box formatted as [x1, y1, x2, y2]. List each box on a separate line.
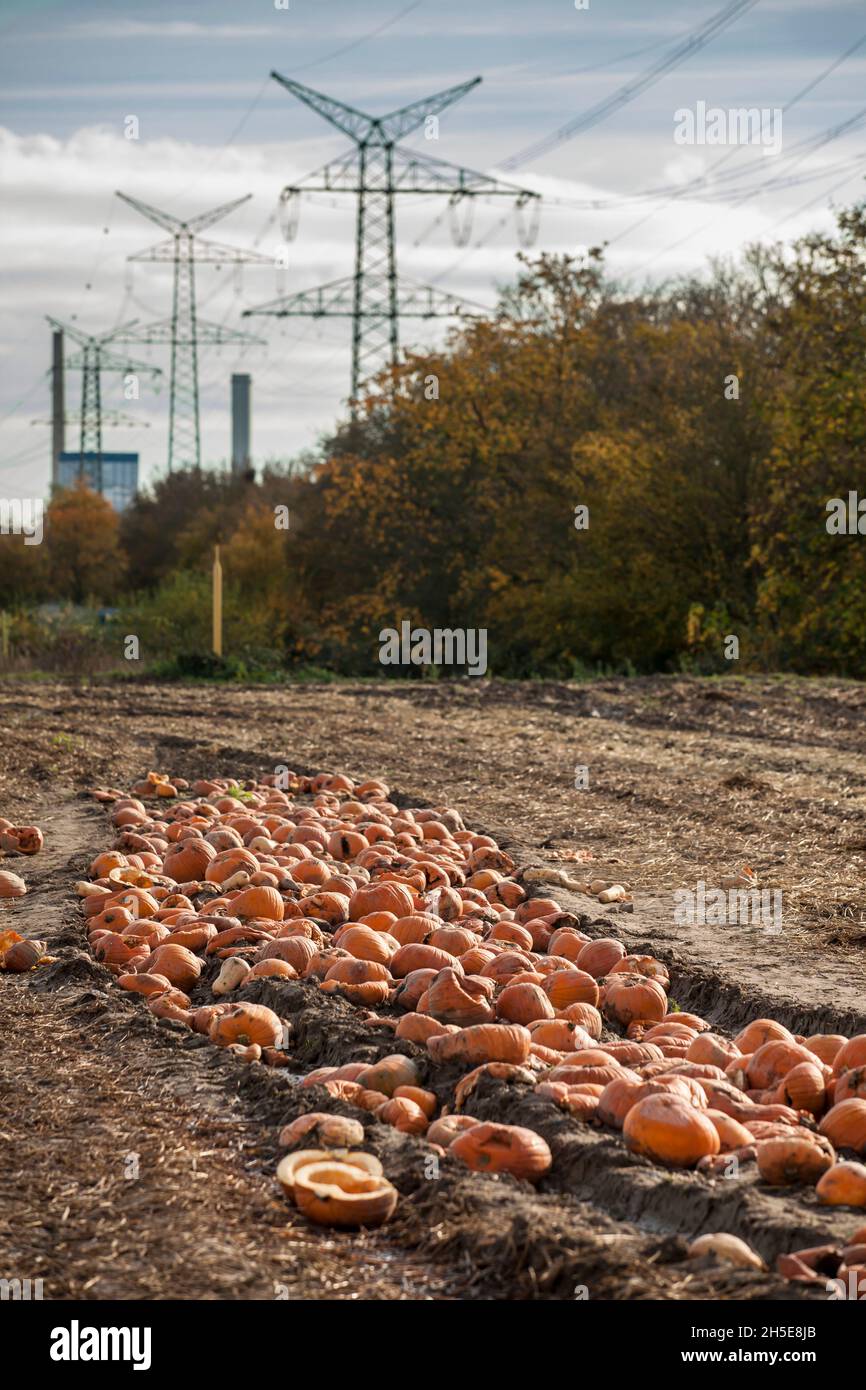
[602, 28, 866, 248]
[499, 0, 761, 171]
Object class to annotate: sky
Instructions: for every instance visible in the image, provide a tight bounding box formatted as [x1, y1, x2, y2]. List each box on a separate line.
[1, 0, 865, 500]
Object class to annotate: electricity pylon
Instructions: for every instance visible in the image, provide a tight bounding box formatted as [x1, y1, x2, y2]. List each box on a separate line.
[114, 192, 272, 470]
[44, 317, 161, 490]
[244, 74, 541, 405]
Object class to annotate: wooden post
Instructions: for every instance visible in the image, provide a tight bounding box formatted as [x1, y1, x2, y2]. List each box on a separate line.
[0, 612, 9, 662]
[212, 545, 223, 657]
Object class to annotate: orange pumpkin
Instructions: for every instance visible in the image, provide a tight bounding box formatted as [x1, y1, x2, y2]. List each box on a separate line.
[425, 967, 495, 1026]
[603, 974, 667, 1026]
[575, 938, 626, 979]
[819, 1099, 866, 1154]
[746, 1039, 821, 1090]
[162, 838, 215, 882]
[337, 924, 396, 965]
[623, 1093, 721, 1167]
[349, 882, 415, 921]
[230, 885, 285, 921]
[834, 1068, 866, 1107]
[209, 1003, 283, 1049]
[377, 1096, 429, 1135]
[357, 1054, 420, 1097]
[496, 981, 555, 1026]
[775, 1062, 826, 1115]
[390, 942, 458, 977]
[427, 1023, 531, 1067]
[394, 1013, 454, 1044]
[831, 1036, 866, 1076]
[816, 1161, 866, 1207]
[449, 1122, 551, 1181]
[734, 1018, 794, 1053]
[756, 1135, 835, 1186]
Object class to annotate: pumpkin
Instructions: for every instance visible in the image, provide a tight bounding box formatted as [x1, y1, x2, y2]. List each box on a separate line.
[230, 886, 285, 920]
[835, 1068, 866, 1107]
[427, 1023, 531, 1067]
[146, 943, 202, 991]
[212, 956, 252, 996]
[393, 1084, 437, 1118]
[279, 1114, 366, 1148]
[805, 1034, 847, 1066]
[357, 1054, 420, 1098]
[390, 942, 457, 977]
[546, 928, 589, 962]
[325, 957, 391, 986]
[425, 967, 495, 1026]
[0, 824, 43, 856]
[395, 1013, 454, 1044]
[1, 937, 44, 972]
[389, 914, 437, 945]
[706, 1110, 757, 1152]
[0, 870, 27, 898]
[734, 1018, 794, 1053]
[686, 1034, 742, 1070]
[349, 882, 415, 921]
[393, 967, 439, 1012]
[687, 1234, 765, 1271]
[162, 838, 215, 882]
[117, 971, 172, 997]
[816, 1161, 866, 1207]
[597, 1076, 643, 1129]
[166, 923, 216, 952]
[427, 1115, 478, 1147]
[609, 954, 670, 987]
[450, 1121, 552, 1181]
[575, 938, 626, 979]
[248, 959, 297, 981]
[321, 978, 390, 1006]
[276, 1147, 383, 1198]
[623, 1094, 721, 1167]
[496, 981, 555, 1026]
[603, 975, 667, 1026]
[560, 1001, 603, 1038]
[747, 1039, 822, 1090]
[819, 1099, 866, 1154]
[377, 1096, 429, 1135]
[528, 1019, 592, 1053]
[260, 936, 318, 973]
[293, 1161, 398, 1228]
[209, 1002, 282, 1048]
[776, 1062, 826, 1115]
[756, 1135, 835, 1185]
[831, 1036, 866, 1076]
[427, 924, 477, 956]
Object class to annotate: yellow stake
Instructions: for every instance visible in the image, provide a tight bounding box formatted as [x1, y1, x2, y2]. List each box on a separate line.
[212, 545, 223, 657]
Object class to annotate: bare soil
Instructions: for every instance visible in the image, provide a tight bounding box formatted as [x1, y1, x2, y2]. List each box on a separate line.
[1, 674, 864, 1301]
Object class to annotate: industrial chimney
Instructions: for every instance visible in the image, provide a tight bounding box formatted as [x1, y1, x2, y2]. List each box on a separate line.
[51, 328, 65, 491]
[231, 373, 251, 476]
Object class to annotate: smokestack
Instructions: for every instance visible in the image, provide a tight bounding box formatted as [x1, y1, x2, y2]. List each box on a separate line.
[231, 373, 251, 476]
[51, 328, 65, 490]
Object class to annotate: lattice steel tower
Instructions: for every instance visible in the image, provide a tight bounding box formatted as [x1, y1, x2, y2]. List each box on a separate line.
[44, 316, 161, 490]
[244, 74, 540, 404]
[115, 193, 272, 470]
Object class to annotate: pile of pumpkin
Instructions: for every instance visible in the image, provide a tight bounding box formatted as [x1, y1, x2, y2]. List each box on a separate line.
[75, 770, 866, 1264]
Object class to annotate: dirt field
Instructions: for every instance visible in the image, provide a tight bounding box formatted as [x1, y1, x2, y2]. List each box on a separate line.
[2, 674, 865, 1301]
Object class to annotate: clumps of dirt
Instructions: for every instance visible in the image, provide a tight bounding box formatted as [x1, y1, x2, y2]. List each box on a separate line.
[665, 963, 866, 1040]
